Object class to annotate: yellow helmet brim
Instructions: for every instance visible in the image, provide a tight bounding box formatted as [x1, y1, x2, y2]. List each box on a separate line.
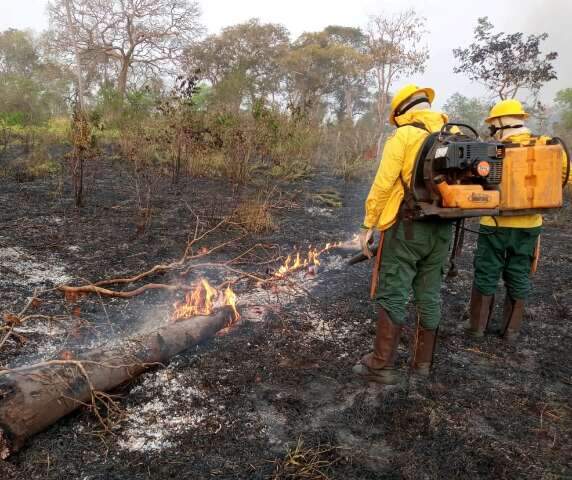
[390, 86, 435, 125]
[485, 112, 529, 124]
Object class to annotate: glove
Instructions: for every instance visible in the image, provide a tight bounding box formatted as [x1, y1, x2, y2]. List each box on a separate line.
[359, 227, 374, 259]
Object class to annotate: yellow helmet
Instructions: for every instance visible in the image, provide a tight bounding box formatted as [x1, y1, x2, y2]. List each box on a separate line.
[390, 84, 435, 126]
[485, 99, 529, 123]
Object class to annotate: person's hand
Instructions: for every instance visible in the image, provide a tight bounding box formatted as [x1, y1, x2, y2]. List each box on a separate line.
[359, 227, 374, 259]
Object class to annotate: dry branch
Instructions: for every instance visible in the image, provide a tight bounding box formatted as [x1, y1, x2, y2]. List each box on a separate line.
[56, 217, 232, 298]
[92, 264, 172, 287]
[0, 306, 236, 459]
[59, 282, 195, 299]
[0, 292, 40, 350]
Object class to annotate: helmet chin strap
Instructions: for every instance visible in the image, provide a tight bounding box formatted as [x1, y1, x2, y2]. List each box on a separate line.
[395, 96, 431, 117]
[488, 123, 524, 138]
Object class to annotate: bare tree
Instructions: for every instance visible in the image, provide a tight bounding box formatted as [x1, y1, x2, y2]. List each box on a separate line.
[63, 0, 85, 109]
[366, 10, 428, 155]
[47, 0, 204, 98]
[63, 0, 88, 207]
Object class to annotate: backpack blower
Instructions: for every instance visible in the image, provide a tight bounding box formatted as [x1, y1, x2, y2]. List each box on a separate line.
[404, 122, 568, 220]
[349, 122, 570, 266]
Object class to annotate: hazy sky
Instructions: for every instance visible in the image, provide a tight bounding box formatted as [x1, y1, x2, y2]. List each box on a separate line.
[1, 0, 570, 107]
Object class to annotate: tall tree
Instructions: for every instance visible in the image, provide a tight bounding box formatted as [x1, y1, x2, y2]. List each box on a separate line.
[281, 31, 337, 120]
[0, 29, 71, 124]
[185, 19, 289, 111]
[0, 29, 38, 76]
[323, 26, 371, 122]
[63, 0, 85, 109]
[282, 29, 370, 121]
[47, 0, 203, 98]
[365, 10, 429, 154]
[453, 17, 558, 100]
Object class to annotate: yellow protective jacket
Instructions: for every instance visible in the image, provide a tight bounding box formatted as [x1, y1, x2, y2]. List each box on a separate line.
[480, 132, 570, 228]
[363, 109, 449, 231]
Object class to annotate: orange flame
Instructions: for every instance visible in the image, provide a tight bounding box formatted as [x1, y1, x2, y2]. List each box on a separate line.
[274, 243, 337, 278]
[172, 279, 239, 322]
[223, 286, 240, 320]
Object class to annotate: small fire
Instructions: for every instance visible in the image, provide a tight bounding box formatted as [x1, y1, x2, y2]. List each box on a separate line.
[172, 279, 239, 322]
[223, 285, 239, 320]
[275, 243, 336, 277]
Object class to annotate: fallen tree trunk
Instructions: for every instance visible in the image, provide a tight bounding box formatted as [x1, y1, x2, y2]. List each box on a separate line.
[0, 306, 235, 459]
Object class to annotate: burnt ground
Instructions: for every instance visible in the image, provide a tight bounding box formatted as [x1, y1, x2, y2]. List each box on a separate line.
[0, 156, 571, 479]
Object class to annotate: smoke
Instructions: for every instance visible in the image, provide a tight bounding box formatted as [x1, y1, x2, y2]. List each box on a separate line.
[517, 0, 572, 104]
[400, 0, 572, 109]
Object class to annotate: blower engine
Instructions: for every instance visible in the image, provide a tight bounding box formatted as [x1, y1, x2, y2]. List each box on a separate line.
[408, 123, 568, 220]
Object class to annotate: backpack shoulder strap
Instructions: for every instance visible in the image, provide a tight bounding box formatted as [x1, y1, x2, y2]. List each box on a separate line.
[398, 122, 431, 133]
[394, 122, 436, 239]
[396, 121, 432, 192]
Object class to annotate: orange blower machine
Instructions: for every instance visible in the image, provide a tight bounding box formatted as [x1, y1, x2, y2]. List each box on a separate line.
[406, 123, 569, 220]
[347, 124, 569, 268]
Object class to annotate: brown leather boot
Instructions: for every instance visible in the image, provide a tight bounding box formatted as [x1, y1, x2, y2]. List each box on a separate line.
[412, 326, 437, 376]
[353, 308, 402, 384]
[501, 295, 525, 342]
[466, 287, 495, 337]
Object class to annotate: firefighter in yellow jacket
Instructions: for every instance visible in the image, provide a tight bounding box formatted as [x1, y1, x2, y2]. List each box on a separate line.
[467, 99, 570, 341]
[353, 84, 453, 384]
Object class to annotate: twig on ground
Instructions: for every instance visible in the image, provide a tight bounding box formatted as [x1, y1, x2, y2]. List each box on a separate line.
[271, 436, 341, 480]
[58, 283, 196, 299]
[0, 290, 40, 350]
[463, 347, 499, 360]
[56, 215, 233, 299]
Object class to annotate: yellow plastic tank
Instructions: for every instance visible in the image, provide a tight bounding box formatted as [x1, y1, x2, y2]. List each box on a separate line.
[500, 144, 563, 211]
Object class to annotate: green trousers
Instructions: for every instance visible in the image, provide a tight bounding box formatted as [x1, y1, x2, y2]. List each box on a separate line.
[473, 225, 541, 300]
[376, 220, 452, 330]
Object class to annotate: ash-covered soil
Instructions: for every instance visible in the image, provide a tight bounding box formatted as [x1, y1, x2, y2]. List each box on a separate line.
[0, 158, 570, 479]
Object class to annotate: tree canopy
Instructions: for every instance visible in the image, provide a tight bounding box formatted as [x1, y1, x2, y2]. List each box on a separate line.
[453, 17, 558, 100]
[0, 29, 71, 124]
[185, 19, 289, 111]
[47, 0, 203, 98]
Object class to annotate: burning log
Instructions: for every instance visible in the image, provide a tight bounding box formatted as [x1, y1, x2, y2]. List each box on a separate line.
[0, 306, 236, 459]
